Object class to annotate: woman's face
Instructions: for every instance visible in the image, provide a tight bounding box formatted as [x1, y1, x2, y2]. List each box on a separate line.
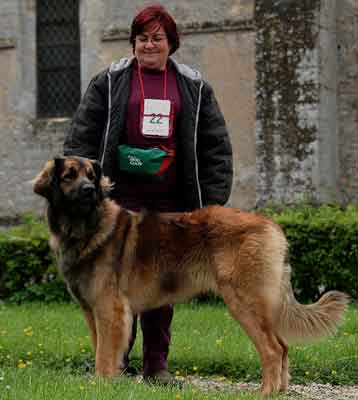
[134, 23, 171, 70]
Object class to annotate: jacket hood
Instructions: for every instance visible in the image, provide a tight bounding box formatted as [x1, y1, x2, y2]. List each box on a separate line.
[109, 57, 202, 81]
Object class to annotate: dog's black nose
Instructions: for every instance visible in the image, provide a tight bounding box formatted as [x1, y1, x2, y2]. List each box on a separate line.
[81, 183, 95, 197]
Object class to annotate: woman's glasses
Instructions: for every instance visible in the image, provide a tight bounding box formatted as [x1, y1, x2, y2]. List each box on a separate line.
[135, 34, 167, 45]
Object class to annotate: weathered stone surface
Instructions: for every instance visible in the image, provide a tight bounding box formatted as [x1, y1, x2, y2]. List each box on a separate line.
[0, 37, 16, 49]
[103, 0, 254, 31]
[337, 0, 358, 202]
[0, 0, 357, 218]
[255, 0, 320, 205]
[0, 117, 68, 218]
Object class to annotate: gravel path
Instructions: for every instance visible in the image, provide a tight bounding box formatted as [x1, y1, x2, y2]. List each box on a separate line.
[178, 375, 358, 399]
[133, 373, 358, 399]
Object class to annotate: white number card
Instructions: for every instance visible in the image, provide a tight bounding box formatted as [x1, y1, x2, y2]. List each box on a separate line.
[142, 99, 172, 138]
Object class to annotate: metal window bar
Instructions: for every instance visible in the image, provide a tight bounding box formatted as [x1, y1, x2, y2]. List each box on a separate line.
[36, 0, 81, 118]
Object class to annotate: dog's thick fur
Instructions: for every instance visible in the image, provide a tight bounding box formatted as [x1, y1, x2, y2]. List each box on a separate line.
[34, 156, 349, 396]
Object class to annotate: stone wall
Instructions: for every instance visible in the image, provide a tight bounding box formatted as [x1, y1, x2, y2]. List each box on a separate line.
[0, 0, 357, 219]
[0, 0, 38, 219]
[0, 117, 68, 219]
[256, 0, 328, 205]
[255, 0, 358, 206]
[337, 0, 358, 203]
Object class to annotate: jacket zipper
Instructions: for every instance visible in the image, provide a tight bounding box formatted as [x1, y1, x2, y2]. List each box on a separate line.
[100, 69, 113, 168]
[194, 80, 204, 208]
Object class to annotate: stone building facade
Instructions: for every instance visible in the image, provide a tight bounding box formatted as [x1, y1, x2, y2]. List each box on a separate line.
[0, 0, 357, 218]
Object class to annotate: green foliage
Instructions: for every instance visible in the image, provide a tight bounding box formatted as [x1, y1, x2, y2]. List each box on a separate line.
[261, 203, 358, 301]
[0, 214, 69, 303]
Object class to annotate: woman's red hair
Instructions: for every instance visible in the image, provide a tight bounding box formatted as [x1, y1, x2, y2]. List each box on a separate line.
[130, 4, 180, 55]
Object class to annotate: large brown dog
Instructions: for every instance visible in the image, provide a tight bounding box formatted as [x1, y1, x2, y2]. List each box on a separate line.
[34, 156, 349, 396]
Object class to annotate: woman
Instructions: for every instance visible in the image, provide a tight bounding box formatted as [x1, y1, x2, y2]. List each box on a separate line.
[64, 4, 233, 384]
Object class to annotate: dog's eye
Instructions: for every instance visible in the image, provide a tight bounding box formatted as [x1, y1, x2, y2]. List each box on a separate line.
[87, 170, 95, 181]
[62, 168, 77, 181]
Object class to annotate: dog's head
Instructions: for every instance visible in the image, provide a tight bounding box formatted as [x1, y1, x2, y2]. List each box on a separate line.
[34, 157, 112, 216]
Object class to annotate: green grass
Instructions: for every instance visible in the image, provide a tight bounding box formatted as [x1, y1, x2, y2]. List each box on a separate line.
[0, 302, 357, 399]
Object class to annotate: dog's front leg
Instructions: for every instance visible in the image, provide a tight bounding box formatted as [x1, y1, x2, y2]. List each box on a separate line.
[81, 307, 97, 353]
[94, 295, 132, 378]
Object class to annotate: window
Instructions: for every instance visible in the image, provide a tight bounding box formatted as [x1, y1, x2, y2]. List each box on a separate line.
[36, 0, 81, 118]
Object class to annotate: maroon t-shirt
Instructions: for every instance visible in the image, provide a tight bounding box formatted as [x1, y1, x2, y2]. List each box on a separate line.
[115, 62, 182, 212]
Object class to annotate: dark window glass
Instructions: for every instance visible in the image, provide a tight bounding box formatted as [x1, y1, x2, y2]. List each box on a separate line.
[36, 0, 81, 118]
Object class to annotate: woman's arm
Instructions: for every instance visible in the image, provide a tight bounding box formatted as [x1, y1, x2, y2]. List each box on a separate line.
[64, 70, 108, 160]
[196, 81, 233, 205]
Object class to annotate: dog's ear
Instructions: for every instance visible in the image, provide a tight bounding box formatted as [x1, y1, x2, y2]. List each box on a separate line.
[33, 158, 64, 199]
[33, 160, 55, 199]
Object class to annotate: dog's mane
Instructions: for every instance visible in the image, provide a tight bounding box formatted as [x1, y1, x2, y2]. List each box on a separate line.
[48, 198, 120, 262]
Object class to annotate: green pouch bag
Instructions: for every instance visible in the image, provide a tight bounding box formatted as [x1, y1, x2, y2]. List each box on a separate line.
[118, 145, 175, 176]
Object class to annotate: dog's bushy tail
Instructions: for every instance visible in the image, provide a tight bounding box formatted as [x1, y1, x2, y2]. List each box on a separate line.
[278, 264, 350, 343]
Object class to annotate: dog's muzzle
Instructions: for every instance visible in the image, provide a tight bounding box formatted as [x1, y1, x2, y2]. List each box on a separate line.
[80, 183, 97, 203]
[81, 183, 95, 195]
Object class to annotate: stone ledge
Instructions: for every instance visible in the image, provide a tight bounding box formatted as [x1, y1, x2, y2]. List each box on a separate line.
[0, 37, 16, 49]
[31, 118, 71, 133]
[102, 18, 255, 41]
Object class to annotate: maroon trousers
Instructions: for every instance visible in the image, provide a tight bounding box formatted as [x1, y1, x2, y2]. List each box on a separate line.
[124, 304, 174, 375]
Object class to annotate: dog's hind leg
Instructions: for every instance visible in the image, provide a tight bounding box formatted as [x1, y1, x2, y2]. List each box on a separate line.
[219, 284, 285, 396]
[94, 295, 132, 378]
[277, 335, 289, 392]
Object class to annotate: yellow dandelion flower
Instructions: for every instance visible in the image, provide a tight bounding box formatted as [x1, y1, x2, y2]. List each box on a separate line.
[175, 370, 181, 376]
[18, 361, 27, 369]
[26, 352, 32, 356]
[175, 394, 181, 400]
